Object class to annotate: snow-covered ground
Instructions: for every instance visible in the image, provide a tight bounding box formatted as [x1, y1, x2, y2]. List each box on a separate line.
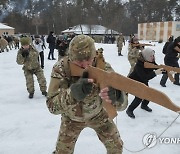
[0, 41, 180, 154]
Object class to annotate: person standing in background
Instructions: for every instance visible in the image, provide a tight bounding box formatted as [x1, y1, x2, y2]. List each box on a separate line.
[116, 33, 125, 56]
[127, 37, 143, 76]
[162, 35, 174, 55]
[47, 31, 56, 60]
[160, 36, 180, 87]
[41, 35, 46, 50]
[33, 35, 45, 69]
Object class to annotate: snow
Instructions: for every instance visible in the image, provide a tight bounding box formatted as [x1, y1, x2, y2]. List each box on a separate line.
[62, 24, 119, 35]
[0, 41, 180, 154]
[0, 23, 14, 29]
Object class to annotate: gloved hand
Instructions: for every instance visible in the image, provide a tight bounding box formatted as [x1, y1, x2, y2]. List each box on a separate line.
[154, 68, 164, 75]
[70, 72, 93, 101]
[99, 86, 121, 104]
[108, 87, 122, 104]
[21, 50, 29, 57]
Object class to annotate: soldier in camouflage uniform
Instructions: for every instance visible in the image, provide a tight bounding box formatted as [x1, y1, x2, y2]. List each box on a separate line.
[116, 33, 125, 56]
[46, 35, 128, 154]
[16, 37, 47, 98]
[128, 37, 144, 76]
[0, 36, 9, 53]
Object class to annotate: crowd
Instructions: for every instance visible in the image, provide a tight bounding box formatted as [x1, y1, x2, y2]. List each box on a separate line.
[1, 30, 180, 153]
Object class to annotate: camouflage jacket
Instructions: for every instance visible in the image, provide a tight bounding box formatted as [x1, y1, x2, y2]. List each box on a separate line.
[0, 38, 8, 48]
[128, 45, 140, 61]
[16, 45, 41, 70]
[117, 35, 125, 47]
[46, 57, 127, 122]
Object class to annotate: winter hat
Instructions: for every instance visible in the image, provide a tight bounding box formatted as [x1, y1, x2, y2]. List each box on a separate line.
[69, 35, 96, 61]
[141, 48, 155, 62]
[50, 31, 54, 35]
[131, 37, 139, 43]
[20, 37, 30, 46]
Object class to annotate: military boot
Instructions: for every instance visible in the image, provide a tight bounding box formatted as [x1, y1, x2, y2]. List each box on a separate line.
[29, 93, 34, 99]
[42, 91, 47, 96]
[126, 108, 135, 119]
[141, 105, 152, 112]
[173, 82, 180, 86]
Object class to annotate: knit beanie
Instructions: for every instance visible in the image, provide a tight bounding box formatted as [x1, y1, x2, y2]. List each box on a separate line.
[20, 37, 30, 46]
[141, 48, 155, 62]
[69, 35, 96, 61]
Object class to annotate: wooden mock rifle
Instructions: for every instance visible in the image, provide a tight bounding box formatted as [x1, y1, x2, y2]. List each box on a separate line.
[131, 43, 155, 48]
[69, 62, 180, 119]
[144, 62, 180, 82]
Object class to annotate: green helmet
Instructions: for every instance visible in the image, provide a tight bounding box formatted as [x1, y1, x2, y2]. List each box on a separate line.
[69, 35, 96, 61]
[20, 37, 30, 46]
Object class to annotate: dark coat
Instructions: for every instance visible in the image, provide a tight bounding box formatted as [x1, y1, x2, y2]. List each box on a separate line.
[164, 42, 179, 67]
[47, 34, 56, 49]
[162, 42, 170, 54]
[129, 54, 156, 85]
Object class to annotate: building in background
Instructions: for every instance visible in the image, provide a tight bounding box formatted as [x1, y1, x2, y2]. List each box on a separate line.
[62, 24, 119, 43]
[138, 21, 180, 42]
[62, 24, 119, 35]
[0, 23, 15, 36]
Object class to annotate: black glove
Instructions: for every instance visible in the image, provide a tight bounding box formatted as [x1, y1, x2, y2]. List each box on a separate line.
[70, 72, 93, 101]
[21, 50, 29, 57]
[108, 87, 122, 104]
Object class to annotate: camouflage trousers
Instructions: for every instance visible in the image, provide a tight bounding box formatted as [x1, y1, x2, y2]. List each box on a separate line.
[118, 45, 123, 54]
[0, 46, 9, 52]
[24, 68, 47, 94]
[54, 109, 123, 154]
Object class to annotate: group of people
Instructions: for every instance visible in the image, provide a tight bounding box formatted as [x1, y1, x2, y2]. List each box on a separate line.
[0, 32, 20, 53]
[160, 35, 180, 87]
[46, 31, 75, 60]
[121, 34, 180, 119]
[15, 32, 180, 153]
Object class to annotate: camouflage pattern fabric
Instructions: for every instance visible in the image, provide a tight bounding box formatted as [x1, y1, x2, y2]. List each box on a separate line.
[117, 35, 125, 54]
[0, 37, 8, 52]
[17, 45, 42, 70]
[24, 69, 46, 94]
[16, 45, 47, 93]
[47, 57, 127, 154]
[54, 109, 123, 154]
[69, 35, 96, 61]
[128, 45, 140, 75]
